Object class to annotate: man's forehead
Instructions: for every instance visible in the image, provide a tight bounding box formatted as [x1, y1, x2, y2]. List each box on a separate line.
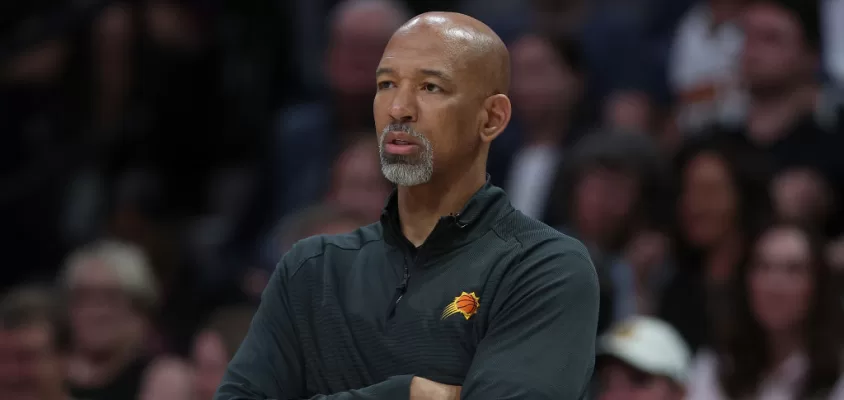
[379, 31, 474, 74]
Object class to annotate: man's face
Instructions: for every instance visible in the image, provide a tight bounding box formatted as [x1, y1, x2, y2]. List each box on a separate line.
[741, 3, 813, 91]
[0, 325, 65, 400]
[510, 35, 580, 124]
[598, 360, 683, 400]
[373, 27, 485, 186]
[68, 261, 138, 353]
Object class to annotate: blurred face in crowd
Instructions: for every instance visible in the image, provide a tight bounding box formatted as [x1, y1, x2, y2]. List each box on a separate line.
[192, 331, 229, 400]
[740, 2, 815, 92]
[138, 357, 193, 400]
[511, 34, 581, 127]
[67, 260, 143, 354]
[328, 3, 404, 97]
[573, 167, 639, 247]
[374, 14, 510, 187]
[771, 168, 831, 227]
[0, 324, 66, 400]
[327, 138, 392, 220]
[604, 91, 653, 133]
[748, 227, 814, 334]
[597, 359, 684, 400]
[680, 152, 738, 249]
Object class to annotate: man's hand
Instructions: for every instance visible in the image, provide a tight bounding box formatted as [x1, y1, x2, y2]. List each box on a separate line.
[409, 377, 461, 400]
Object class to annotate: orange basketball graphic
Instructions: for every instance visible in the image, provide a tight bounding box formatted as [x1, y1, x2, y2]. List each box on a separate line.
[441, 292, 480, 320]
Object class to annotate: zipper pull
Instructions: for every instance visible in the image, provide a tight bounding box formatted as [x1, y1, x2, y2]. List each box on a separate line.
[399, 268, 409, 289]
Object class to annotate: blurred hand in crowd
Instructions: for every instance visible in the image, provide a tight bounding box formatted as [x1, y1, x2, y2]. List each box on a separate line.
[138, 357, 193, 400]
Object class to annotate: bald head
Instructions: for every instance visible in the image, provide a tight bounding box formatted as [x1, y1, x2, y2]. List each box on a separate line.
[390, 12, 510, 95]
[374, 12, 513, 185]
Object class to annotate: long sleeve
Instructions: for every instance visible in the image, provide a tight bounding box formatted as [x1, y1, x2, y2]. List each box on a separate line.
[214, 256, 305, 399]
[460, 245, 600, 400]
[214, 255, 414, 400]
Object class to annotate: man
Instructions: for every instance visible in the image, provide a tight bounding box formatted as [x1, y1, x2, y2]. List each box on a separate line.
[216, 12, 599, 400]
[506, 33, 585, 221]
[62, 240, 157, 400]
[735, 0, 844, 233]
[595, 316, 690, 400]
[0, 286, 75, 400]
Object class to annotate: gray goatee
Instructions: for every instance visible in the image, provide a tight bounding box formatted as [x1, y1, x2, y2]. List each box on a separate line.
[378, 124, 434, 187]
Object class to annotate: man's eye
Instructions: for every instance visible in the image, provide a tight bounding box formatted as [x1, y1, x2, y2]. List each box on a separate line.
[377, 81, 395, 90]
[423, 83, 442, 93]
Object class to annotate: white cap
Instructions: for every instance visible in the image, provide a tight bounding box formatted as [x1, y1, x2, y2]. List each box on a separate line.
[597, 316, 691, 385]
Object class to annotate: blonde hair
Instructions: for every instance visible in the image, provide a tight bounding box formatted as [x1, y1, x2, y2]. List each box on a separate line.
[62, 240, 160, 312]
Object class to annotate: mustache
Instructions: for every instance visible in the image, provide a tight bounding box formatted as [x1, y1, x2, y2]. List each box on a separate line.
[379, 123, 427, 141]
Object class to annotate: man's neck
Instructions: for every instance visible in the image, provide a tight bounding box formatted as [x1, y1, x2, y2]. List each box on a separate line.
[747, 83, 819, 145]
[398, 161, 487, 247]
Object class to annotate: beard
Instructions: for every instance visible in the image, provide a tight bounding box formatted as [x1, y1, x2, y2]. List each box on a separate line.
[378, 124, 434, 187]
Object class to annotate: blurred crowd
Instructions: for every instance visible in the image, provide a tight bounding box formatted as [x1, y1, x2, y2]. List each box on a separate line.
[2, 0, 844, 399]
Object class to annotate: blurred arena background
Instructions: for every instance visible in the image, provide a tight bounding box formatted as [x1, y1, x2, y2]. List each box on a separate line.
[2, 0, 844, 398]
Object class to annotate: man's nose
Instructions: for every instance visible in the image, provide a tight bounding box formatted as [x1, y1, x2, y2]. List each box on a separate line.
[388, 87, 417, 123]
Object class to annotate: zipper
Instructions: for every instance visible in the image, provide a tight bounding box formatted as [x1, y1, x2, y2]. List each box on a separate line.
[387, 260, 410, 319]
[386, 215, 466, 320]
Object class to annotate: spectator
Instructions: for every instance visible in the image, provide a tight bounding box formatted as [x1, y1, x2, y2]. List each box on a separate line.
[595, 316, 691, 400]
[506, 33, 586, 220]
[138, 356, 193, 400]
[732, 0, 844, 207]
[0, 286, 73, 400]
[272, 0, 410, 218]
[660, 133, 772, 351]
[192, 305, 256, 400]
[546, 130, 671, 260]
[687, 223, 844, 398]
[61, 240, 158, 400]
[669, 0, 747, 134]
[546, 130, 671, 331]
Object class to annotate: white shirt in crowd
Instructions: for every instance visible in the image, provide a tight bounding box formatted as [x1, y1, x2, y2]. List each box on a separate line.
[506, 144, 561, 220]
[669, 3, 746, 134]
[824, 0, 844, 85]
[687, 349, 844, 400]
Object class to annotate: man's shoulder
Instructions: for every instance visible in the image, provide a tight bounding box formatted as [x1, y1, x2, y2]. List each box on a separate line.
[497, 210, 590, 260]
[279, 222, 385, 276]
[493, 212, 596, 286]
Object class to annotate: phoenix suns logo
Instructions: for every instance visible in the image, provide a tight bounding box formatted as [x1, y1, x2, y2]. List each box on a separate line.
[441, 291, 480, 320]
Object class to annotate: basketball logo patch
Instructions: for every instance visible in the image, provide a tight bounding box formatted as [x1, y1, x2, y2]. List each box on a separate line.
[441, 291, 480, 320]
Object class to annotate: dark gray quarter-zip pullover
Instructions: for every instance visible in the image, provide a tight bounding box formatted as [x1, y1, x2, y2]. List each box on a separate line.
[215, 183, 600, 400]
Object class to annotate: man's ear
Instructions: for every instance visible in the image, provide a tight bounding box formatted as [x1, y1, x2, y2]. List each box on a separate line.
[479, 94, 512, 143]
